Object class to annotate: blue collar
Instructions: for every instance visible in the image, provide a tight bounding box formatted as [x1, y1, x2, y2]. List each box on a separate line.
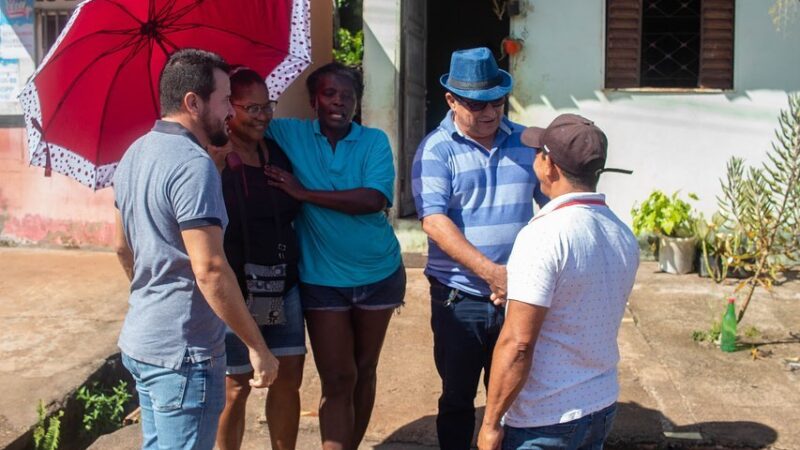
[152, 120, 203, 148]
[312, 119, 363, 142]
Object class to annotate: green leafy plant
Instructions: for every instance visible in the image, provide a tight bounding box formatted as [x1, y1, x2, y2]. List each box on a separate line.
[333, 28, 363, 67]
[76, 380, 132, 439]
[631, 190, 699, 238]
[33, 401, 63, 450]
[695, 214, 753, 282]
[716, 94, 800, 323]
[692, 320, 722, 343]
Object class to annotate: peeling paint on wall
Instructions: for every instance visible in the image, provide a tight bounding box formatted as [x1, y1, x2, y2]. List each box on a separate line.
[1, 214, 115, 248]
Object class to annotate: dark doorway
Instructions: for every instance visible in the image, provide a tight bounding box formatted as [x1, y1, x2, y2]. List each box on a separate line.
[425, 0, 510, 134]
[396, 0, 510, 217]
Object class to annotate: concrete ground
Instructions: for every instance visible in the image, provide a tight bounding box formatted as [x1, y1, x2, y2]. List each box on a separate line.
[1, 247, 798, 449]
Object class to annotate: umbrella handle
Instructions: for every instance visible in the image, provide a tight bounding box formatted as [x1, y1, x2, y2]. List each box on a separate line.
[44, 144, 52, 177]
[31, 119, 52, 177]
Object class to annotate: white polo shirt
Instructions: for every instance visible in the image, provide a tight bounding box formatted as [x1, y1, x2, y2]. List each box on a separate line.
[504, 192, 639, 428]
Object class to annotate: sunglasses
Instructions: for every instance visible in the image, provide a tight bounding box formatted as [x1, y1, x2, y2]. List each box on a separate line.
[233, 101, 278, 116]
[452, 94, 507, 112]
[536, 145, 551, 155]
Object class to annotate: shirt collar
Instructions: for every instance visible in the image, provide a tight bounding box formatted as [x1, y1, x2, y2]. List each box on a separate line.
[534, 192, 606, 218]
[312, 119, 363, 142]
[152, 120, 203, 148]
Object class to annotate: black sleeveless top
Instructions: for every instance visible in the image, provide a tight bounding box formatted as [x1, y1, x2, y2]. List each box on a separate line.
[221, 138, 301, 296]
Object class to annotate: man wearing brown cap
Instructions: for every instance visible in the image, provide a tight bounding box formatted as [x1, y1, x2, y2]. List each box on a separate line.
[477, 114, 639, 450]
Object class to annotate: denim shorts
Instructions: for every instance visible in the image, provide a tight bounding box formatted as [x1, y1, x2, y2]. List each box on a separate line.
[122, 352, 226, 450]
[299, 264, 406, 311]
[225, 285, 306, 375]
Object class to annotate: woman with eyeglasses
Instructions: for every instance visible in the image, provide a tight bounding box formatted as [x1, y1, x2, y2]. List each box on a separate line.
[215, 67, 305, 450]
[264, 62, 405, 450]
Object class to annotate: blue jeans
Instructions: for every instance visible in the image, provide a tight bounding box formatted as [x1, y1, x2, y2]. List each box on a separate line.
[122, 352, 226, 450]
[503, 404, 618, 450]
[429, 276, 505, 450]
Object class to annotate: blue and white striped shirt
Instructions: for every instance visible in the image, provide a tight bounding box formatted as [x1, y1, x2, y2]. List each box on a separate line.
[412, 111, 548, 296]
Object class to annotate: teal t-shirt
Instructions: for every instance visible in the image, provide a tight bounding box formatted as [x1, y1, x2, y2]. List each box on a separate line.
[266, 119, 401, 287]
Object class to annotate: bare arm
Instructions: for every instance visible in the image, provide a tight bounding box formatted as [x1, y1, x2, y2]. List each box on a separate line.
[477, 300, 548, 450]
[181, 225, 278, 388]
[264, 165, 386, 215]
[114, 209, 134, 282]
[421, 213, 507, 303]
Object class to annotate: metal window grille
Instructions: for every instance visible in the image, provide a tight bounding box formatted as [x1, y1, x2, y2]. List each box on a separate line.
[640, 0, 701, 87]
[34, 0, 78, 63]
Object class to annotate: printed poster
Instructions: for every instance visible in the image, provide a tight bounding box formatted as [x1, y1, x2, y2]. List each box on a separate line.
[0, 0, 33, 114]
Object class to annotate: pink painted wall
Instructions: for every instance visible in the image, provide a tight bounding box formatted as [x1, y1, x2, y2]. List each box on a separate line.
[0, 127, 116, 248]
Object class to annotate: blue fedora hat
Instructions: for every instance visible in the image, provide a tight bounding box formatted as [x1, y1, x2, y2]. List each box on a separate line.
[440, 47, 513, 101]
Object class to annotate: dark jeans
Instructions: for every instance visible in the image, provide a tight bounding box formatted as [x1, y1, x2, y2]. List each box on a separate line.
[503, 404, 618, 450]
[429, 276, 505, 450]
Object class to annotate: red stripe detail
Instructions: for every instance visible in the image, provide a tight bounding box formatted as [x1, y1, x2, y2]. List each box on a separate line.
[531, 199, 607, 222]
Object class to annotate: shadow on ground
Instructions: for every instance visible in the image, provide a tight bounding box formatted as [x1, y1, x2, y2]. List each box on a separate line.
[374, 402, 778, 450]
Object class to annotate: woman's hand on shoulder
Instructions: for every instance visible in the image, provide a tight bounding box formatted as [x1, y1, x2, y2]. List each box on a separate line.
[265, 165, 307, 201]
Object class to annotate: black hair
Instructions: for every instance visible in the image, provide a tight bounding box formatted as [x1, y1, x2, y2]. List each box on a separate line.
[229, 66, 266, 100]
[559, 166, 600, 191]
[159, 49, 230, 116]
[306, 62, 364, 102]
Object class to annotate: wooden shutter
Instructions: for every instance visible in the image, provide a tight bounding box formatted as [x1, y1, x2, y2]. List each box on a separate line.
[699, 0, 734, 89]
[606, 0, 642, 89]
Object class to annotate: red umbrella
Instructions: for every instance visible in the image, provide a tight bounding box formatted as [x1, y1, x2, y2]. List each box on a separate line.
[20, 0, 311, 190]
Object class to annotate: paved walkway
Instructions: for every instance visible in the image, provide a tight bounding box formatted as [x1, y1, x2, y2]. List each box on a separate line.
[1, 248, 798, 449]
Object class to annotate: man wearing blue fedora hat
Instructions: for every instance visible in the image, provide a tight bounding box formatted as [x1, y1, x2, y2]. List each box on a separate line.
[411, 47, 548, 449]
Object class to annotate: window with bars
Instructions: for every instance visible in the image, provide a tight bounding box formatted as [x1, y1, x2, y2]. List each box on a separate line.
[34, 0, 78, 63]
[606, 0, 734, 90]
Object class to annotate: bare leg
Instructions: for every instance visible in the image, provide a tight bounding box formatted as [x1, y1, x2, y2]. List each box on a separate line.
[305, 310, 357, 450]
[266, 354, 305, 450]
[216, 373, 252, 450]
[351, 307, 395, 448]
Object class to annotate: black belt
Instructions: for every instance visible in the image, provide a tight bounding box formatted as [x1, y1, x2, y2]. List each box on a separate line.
[427, 276, 492, 304]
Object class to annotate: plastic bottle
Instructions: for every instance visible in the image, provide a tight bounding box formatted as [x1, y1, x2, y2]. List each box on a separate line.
[721, 297, 737, 352]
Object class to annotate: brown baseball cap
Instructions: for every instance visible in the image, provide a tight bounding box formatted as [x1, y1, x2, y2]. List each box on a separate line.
[521, 114, 632, 176]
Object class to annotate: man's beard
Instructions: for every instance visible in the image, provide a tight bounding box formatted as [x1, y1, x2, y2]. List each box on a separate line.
[203, 109, 229, 147]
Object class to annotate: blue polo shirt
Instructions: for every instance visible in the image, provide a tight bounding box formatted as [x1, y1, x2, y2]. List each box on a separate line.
[114, 121, 228, 370]
[412, 111, 548, 296]
[266, 119, 402, 287]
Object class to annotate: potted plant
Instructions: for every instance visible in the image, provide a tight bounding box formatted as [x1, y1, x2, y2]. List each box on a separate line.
[695, 214, 754, 281]
[631, 190, 699, 274]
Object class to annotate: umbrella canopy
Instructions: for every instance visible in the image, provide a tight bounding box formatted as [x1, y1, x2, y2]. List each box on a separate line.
[20, 0, 311, 189]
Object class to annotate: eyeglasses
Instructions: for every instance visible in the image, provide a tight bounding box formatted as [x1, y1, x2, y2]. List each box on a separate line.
[452, 94, 507, 112]
[233, 101, 278, 116]
[536, 145, 551, 156]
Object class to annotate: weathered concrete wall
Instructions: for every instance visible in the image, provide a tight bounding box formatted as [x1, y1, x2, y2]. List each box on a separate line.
[0, 1, 332, 248]
[0, 127, 116, 247]
[508, 0, 800, 223]
[361, 0, 401, 219]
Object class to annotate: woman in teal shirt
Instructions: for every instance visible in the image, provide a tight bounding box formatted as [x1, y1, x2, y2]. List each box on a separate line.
[265, 62, 405, 450]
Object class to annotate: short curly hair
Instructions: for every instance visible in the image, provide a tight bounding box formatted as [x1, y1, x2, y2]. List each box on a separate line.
[306, 62, 364, 102]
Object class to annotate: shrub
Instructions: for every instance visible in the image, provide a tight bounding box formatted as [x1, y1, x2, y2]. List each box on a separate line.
[33, 401, 63, 450]
[77, 380, 132, 439]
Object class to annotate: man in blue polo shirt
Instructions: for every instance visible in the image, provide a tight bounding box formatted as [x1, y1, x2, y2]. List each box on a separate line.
[411, 47, 548, 450]
[113, 49, 278, 449]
